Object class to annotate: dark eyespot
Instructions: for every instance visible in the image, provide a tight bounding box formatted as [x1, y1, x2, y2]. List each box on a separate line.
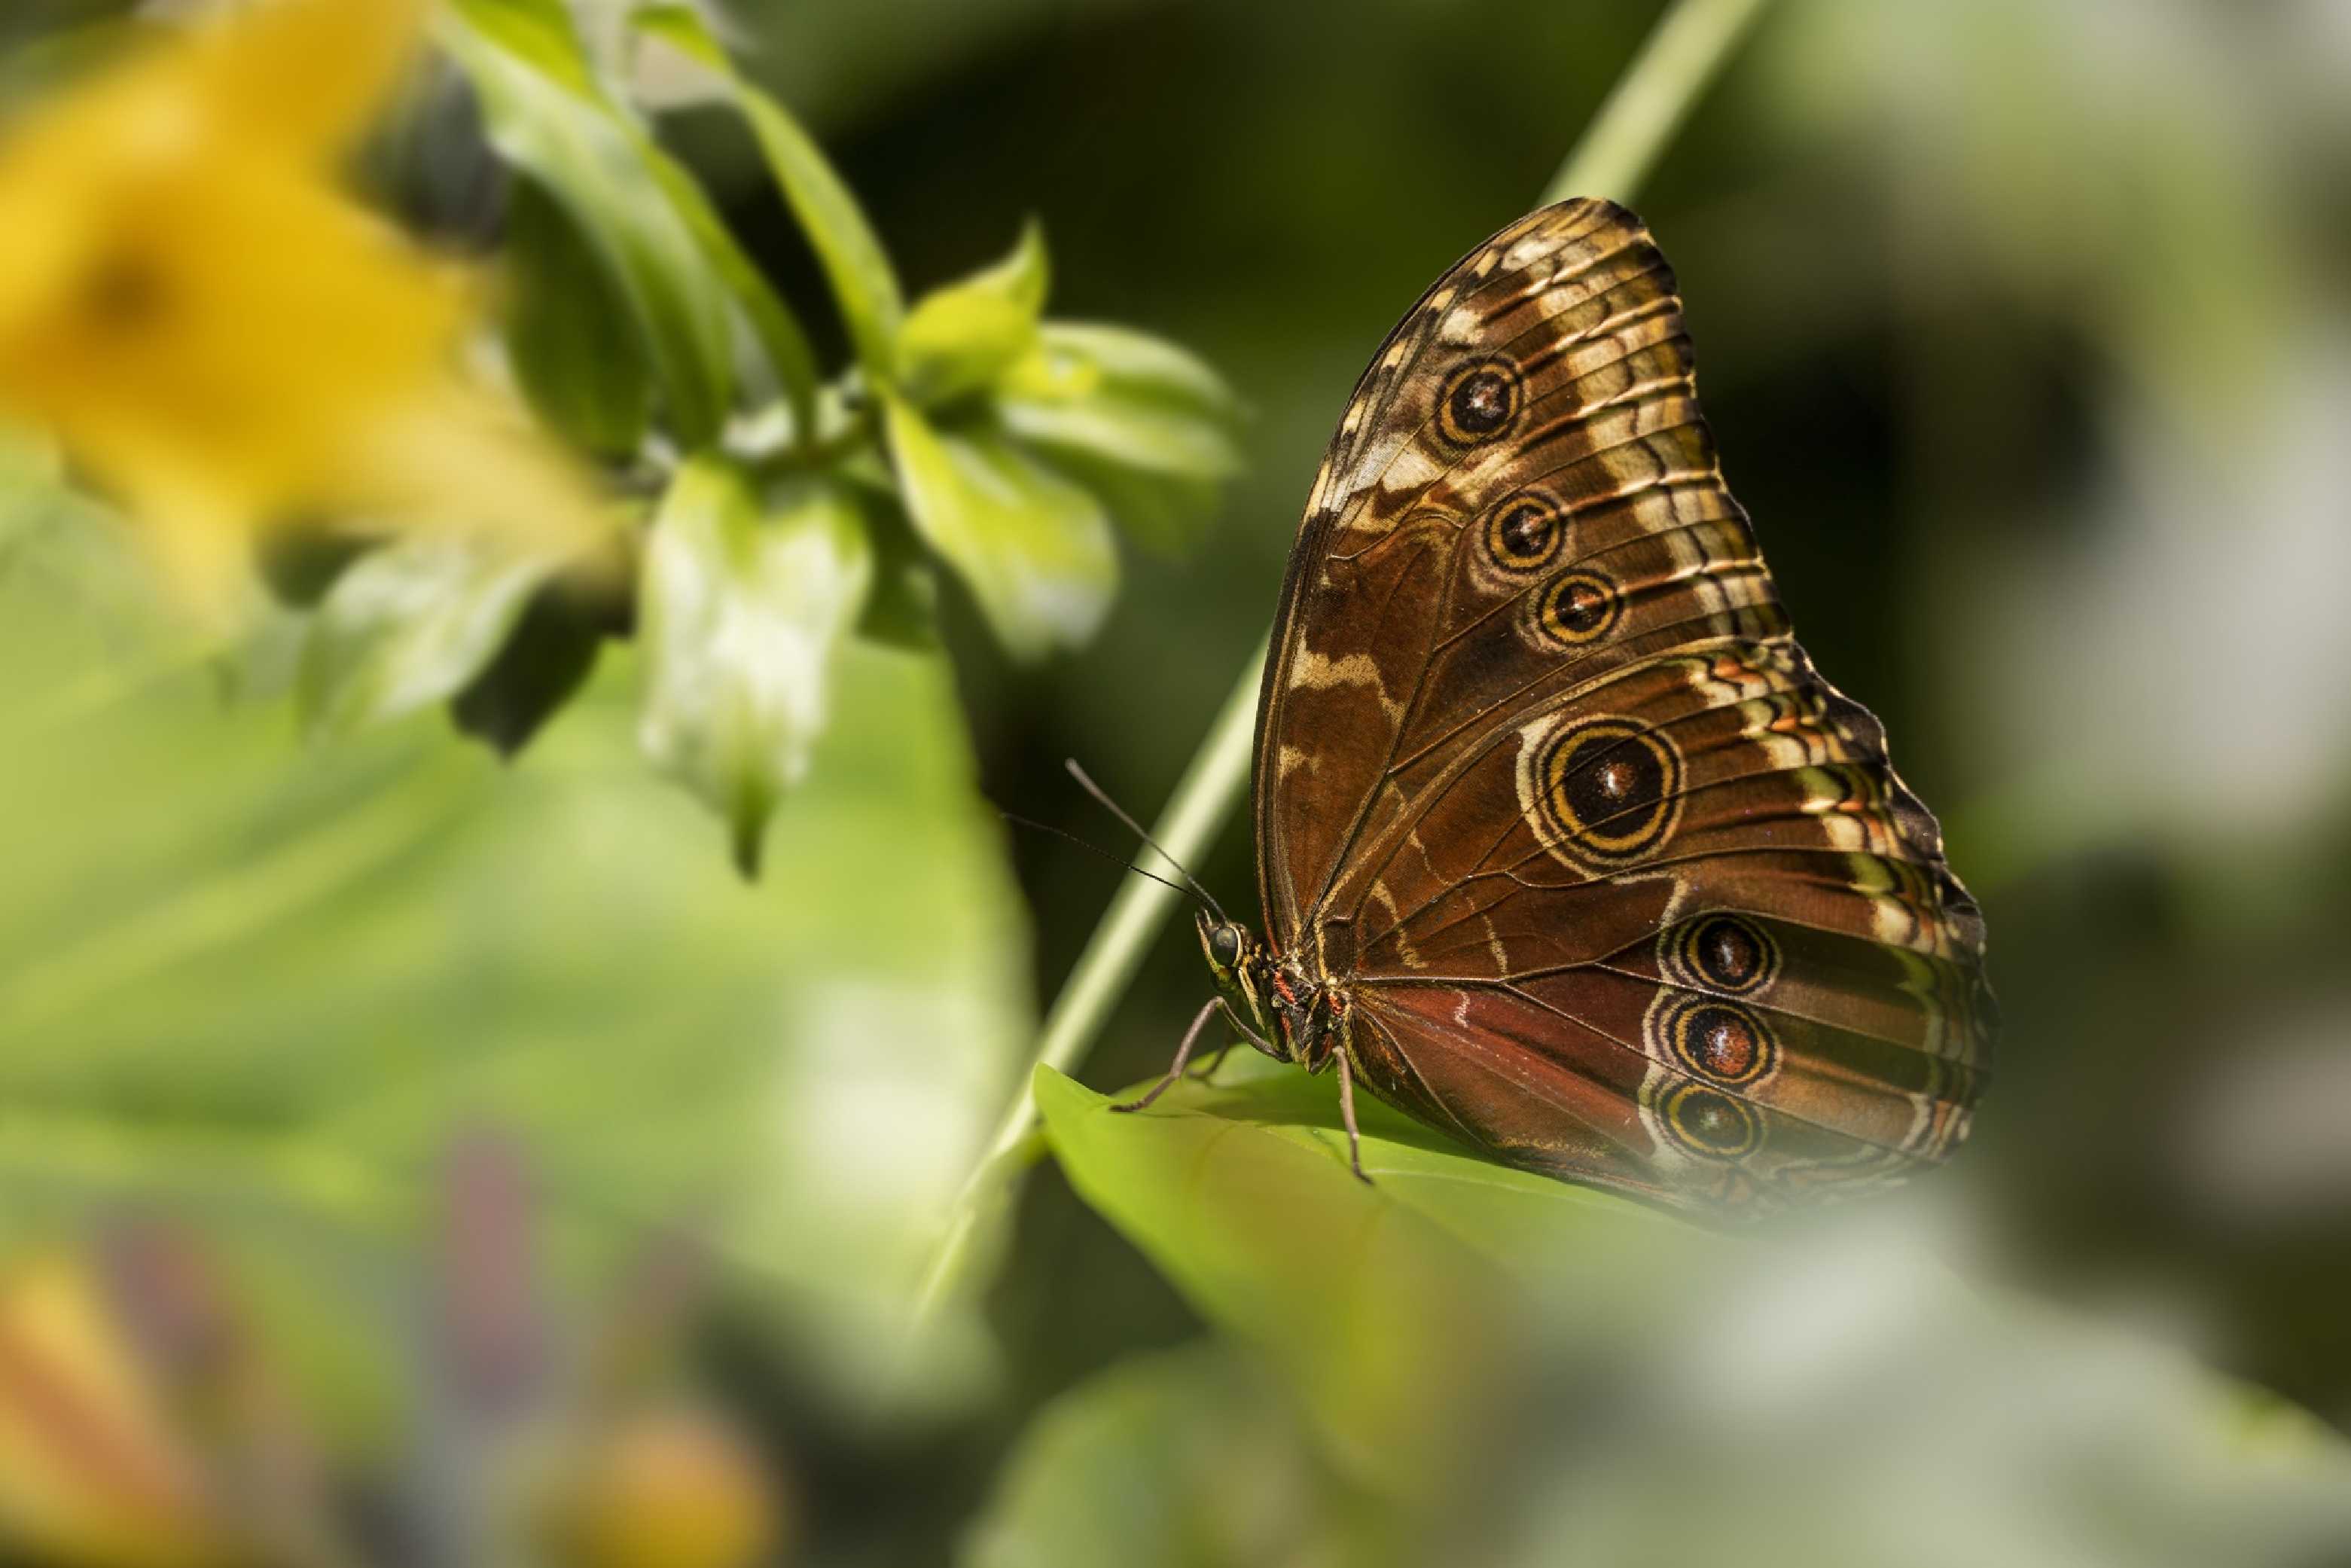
[1661, 1082, 1764, 1160]
[1483, 490, 1563, 573]
[1534, 570, 1621, 648]
[1436, 357, 1523, 447]
[1530, 717, 1682, 863]
[1669, 914, 1779, 996]
[1673, 1002, 1770, 1084]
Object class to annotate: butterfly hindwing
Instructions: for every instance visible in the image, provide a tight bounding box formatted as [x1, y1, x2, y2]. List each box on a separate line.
[1255, 199, 1993, 1210]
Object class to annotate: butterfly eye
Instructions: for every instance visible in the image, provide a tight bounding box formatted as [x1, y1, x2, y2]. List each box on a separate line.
[1209, 925, 1244, 969]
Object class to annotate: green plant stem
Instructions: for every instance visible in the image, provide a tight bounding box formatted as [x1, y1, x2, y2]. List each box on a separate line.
[915, 642, 1262, 1317]
[1541, 0, 1772, 206]
[915, 0, 1776, 1324]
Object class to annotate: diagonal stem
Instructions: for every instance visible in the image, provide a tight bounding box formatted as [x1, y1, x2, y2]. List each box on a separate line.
[915, 645, 1260, 1318]
[914, 0, 1776, 1325]
[1541, 0, 1773, 206]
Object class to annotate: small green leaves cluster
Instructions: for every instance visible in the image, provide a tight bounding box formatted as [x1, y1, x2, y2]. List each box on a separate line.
[289, 0, 1241, 872]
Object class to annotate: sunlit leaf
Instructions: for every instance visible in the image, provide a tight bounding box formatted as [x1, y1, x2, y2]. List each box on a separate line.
[1046, 1051, 1675, 1283]
[297, 532, 562, 741]
[999, 323, 1244, 477]
[997, 322, 1243, 549]
[639, 146, 821, 445]
[440, 0, 736, 446]
[0, 426, 136, 612]
[1023, 322, 1237, 412]
[1045, 1057, 2351, 1568]
[882, 398, 1116, 661]
[633, 5, 907, 381]
[0, 586, 1035, 1421]
[1016, 444, 1223, 559]
[961, 1340, 1395, 1568]
[1034, 1062, 1529, 1498]
[897, 221, 1049, 408]
[638, 457, 874, 876]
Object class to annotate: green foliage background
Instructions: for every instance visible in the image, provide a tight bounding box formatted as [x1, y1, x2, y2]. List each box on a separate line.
[4, 0, 2351, 1563]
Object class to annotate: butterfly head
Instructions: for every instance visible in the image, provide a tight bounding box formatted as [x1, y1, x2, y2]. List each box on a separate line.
[1195, 911, 1288, 1061]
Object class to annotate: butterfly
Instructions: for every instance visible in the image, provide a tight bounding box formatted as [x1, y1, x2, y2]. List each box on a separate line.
[1118, 199, 1995, 1213]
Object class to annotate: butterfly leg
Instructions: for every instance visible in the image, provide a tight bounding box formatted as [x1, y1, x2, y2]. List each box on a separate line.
[1189, 1000, 1277, 1083]
[1112, 996, 1222, 1113]
[1334, 1051, 1370, 1183]
[1186, 1042, 1233, 1082]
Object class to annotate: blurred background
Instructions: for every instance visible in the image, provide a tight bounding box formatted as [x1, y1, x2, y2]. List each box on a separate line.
[2, 0, 2349, 1563]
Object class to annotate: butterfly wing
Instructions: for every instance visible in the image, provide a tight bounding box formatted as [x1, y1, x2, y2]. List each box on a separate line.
[1255, 199, 1993, 1210]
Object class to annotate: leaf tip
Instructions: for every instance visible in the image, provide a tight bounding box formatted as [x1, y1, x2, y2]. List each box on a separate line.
[730, 813, 766, 880]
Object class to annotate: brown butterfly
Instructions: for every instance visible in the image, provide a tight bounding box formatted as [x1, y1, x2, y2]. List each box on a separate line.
[1119, 199, 1995, 1213]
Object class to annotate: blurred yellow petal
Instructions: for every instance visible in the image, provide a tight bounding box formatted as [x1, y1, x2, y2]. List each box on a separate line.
[186, 0, 431, 160]
[0, 1255, 224, 1568]
[546, 1410, 785, 1568]
[0, 0, 609, 623]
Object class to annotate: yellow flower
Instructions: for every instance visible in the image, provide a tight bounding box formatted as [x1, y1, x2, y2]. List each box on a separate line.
[0, 1252, 226, 1566]
[0, 0, 606, 621]
[545, 1408, 785, 1568]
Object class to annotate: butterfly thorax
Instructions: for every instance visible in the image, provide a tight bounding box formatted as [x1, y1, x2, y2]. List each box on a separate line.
[1268, 954, 1352, 1072]
[1194, 911, 1348, 1072]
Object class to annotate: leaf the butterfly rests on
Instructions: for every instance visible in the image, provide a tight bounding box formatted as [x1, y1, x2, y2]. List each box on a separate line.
[1187, 199, 1994, 1215]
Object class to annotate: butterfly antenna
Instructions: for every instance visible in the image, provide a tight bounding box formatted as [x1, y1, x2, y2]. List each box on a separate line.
[998, 812, 1207, 908]
[1063, 760, 1229, 925]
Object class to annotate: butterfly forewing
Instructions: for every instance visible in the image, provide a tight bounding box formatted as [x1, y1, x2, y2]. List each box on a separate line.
[1253, 200, 1993, 1211]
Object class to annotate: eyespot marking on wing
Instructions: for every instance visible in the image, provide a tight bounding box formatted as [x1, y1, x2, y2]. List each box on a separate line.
[1515, 714, 1684, 869]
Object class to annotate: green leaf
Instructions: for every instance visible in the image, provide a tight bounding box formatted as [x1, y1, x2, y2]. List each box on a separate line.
[502, 178, 653, 459]
[1044, 1059, 2351, 1568]
[440, 0, 736, 446]
[0, 423, 65, 541]
[849, 492, 941, 652]
[641, 146, 821, 445]
[297, 535, 561, 742]
[896, 221, 1050, 407]
[1026, 321, 1239, 410]
[882, 398, 1117, 662]
[639, 457, 874, 875]
[962, 1341, 1397, 1568]
[1041, 1051, 1676, 1280]
[0, 426, 143, 613]
[1033, 1061, 1543, 1498]
[252, 527, 370, 610]
[0, 587, 1035, 1420]
[448, 576, 624, 758]
[1017, 444, 1224, 558]
[632, 5, 907, 380]
[996, 322, 1244, 549]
